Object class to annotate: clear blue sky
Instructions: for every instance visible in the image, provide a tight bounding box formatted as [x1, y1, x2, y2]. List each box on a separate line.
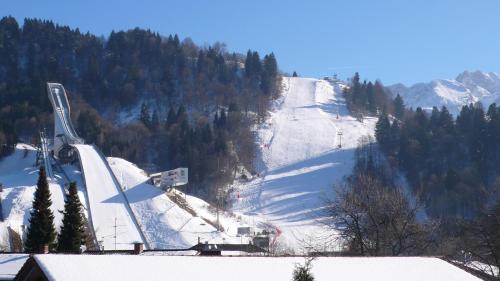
[3, 0, 500, 85]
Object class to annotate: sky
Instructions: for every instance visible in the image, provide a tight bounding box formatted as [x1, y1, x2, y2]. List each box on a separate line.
[3, 0, 500, 85]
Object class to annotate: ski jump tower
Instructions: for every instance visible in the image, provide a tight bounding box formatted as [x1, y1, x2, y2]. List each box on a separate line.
[47, 83, 84, 162]
[46, 82, 150, 249]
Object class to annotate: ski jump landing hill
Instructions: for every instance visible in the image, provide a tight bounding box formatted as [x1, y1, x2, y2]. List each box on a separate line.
[47, 83, 148, 250]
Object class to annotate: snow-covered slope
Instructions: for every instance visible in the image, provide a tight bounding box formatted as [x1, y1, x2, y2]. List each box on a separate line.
[0, 77, 378, 253]
[0, 143, 243, 251]
[390, 70, 500, 116]
[73, 144, 146, 250]
[0, 144, 65, 251]
[107, 157, 241, 248]
[231, 77, 377, 252]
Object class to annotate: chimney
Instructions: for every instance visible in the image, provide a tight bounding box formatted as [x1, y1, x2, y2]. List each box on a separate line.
[133, 242, 144, 255]
[39, 244, 49, 254]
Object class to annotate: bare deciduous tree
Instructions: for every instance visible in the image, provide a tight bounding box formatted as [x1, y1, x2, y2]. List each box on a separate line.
[292, 258, 315, 281]
[326, 173, 433, 256]
[459, 203, 500, 278]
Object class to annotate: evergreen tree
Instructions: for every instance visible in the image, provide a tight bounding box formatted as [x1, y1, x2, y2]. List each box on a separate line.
[139, 102, 151, 127]
[263, 53, 278, 78]
[166, 107, 176, 129]
[151, 110, 160, 129]
[394, 94, 405, 119]
[366, 81, 375, 113]
[375, 111, 391, 151]
[213, 111, 219, 128]
[261, 53, 279, 95]
[292, 71, 298, 77]
[25, 166, 56, 252]
[219, 109, 227, 128]
[176, 105, 187, 123]
[244, 50, 261, 80]
[349, 72, 362, 111]
[57, 182, 85, 252]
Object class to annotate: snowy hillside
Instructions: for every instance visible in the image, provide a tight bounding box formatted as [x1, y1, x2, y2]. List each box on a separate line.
[1, 77, 378, 253]
[107, 157, 243, 248]
[0, 144, 246, 251]
[231, 77, 377, 252]
[390, 70, 500, 115]
[0, 144, 65, 251]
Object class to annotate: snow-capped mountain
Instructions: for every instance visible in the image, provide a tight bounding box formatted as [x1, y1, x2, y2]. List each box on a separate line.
[389, 71, 500, 116]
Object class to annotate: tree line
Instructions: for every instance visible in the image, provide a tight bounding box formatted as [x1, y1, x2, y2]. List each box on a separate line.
[342, 72, 393, 118]
[329, 135, 499, 277]
[327, 136, 433, 256]
[329, 75, 500, 276]
[0, 16, 281, 201]
[376, 101, 500, 219]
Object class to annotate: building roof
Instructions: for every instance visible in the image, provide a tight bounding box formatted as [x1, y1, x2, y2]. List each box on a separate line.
[16, 255, 480, 281]
[188, 243, 266, 253]
[0, 254, 29, 280]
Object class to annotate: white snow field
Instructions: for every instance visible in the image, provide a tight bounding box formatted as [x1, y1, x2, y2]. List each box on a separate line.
[0, 144, 65, 251]
[231, 77, 377, 251]
[390, 70, 500, 116]
[0, 143, 246, 251]
[107, 157, 241, 249]
[31, 255, 480, 281]
[73, 144, 146, 250]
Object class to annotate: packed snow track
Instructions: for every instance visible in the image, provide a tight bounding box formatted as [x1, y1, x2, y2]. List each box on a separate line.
[232, 77, 377, 251]
[74, 144, 148, 250]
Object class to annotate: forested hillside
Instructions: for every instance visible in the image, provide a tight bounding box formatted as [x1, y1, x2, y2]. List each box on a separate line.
[376, 103, 500, 219]
[343, 72, 499, 220]
[0, 16, 281, 199]
[342, 72, 393, 118]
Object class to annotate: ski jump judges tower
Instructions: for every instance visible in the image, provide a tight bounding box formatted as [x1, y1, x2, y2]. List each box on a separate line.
[47, 82, 84, 162]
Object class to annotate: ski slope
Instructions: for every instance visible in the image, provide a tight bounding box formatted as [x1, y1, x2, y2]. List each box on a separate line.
[232, 77, 377, 251]
[74, 144, 146, 250]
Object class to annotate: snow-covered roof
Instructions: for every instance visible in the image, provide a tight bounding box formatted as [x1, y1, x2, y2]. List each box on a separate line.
[30, 255, 479, 281]
[0, 254, 29, 280]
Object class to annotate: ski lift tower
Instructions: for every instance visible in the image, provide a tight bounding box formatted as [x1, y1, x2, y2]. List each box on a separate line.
[337, 130, 343, 148]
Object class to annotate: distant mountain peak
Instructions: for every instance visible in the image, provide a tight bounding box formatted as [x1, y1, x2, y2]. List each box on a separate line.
[389, 70, 500, 115]
[456, 70, 498, 83]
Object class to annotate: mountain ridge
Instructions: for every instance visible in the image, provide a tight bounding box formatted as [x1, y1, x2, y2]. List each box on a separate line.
[389, 70, 500, 115]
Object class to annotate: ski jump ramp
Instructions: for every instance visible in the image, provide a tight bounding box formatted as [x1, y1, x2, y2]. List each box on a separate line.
[47, 83, 148, 250]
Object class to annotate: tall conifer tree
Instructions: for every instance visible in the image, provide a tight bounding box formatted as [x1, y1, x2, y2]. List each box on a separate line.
[57, 182, 85, 252]
[394, 94, 405, 119]
[25, 166, 56, 252]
